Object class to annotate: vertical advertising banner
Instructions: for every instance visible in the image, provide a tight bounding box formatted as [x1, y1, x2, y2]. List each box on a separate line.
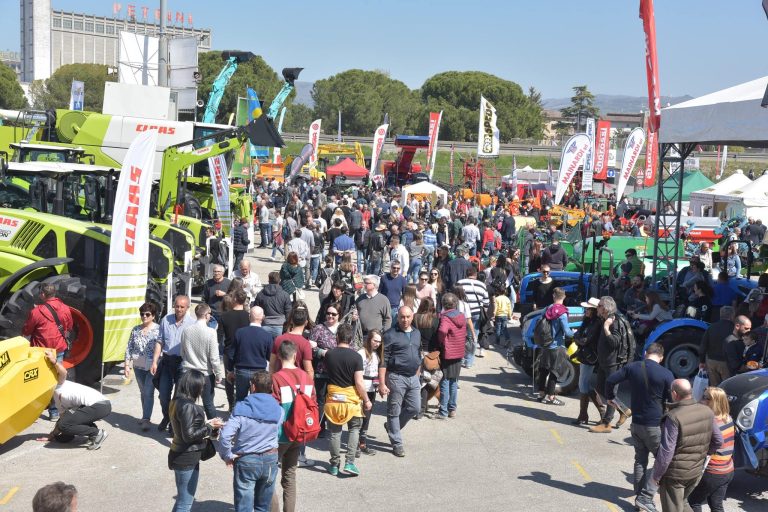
[617, 127, 646, 202]
[477, 96, 500, 157]
[308, 119, 322, 166]
[426, 111, 443, 178]
[102, 130, 158, 362]
[593, 120, 611, 180]
[69, 80, 84, 111]
[644, 127, 658, 186]
[555, 134, 591, 205]
[640, 0, 661, 187]
[718, 145, 728, 180]
[208, 154, 233, 236]
[583, 117, 596, 191]
[369, 123, 389, 175]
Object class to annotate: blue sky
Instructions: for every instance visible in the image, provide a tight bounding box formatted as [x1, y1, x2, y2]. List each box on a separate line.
[3, 0, 767, 99]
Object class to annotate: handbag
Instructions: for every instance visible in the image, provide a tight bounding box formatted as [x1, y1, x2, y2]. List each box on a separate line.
[692, 369, 709, 402]
[200, 438, 217, 461]
[423, 350, 441, 371]
[43, 302, 76, 352]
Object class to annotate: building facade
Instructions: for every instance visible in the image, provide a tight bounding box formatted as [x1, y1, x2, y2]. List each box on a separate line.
[20, 0, 211, 82]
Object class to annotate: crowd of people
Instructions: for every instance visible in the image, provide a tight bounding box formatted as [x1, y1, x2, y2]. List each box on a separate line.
[21, 176, 768, 512]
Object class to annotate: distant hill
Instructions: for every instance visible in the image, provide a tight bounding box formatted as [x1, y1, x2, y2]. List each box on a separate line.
[294, 81, 314, 107]
[542, 94, 694, 114]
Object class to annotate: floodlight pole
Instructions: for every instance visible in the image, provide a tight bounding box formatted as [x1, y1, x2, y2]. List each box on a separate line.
[158, 0, 168, 87]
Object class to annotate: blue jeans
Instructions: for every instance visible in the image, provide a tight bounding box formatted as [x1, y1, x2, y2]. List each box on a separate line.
[385, 372, 421, 449]
[310, 255, 321, 284]
[159, 355, 184, 421]
[494, 316, 508, 346]
[578, 363, 595, 395]
[233, 452, 279, 512]
[391, 306, 399, 323]
[259, 223, 271, 247]
[133, 368, 155, 420]
[464, 314, 480, 368]
[407, 259, 422, 283]
[367, 257, 382, 276]
[261, 324, 283, 341]
[173, 465, 199, 512]
[438, 377, 458, 417]
[235, 368, 263, 402]
[356, 249, 366, 274]
[271, 244, 284, 259]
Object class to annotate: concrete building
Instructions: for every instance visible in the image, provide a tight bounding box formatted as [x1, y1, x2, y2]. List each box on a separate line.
[0, 51, 22, 78]
[19, 0, 211, 82]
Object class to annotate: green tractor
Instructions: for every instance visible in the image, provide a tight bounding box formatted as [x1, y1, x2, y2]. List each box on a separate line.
[0, 208, 173, 385]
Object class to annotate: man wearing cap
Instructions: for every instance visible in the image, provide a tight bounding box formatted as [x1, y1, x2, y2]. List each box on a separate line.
[541, 233, 568, 271]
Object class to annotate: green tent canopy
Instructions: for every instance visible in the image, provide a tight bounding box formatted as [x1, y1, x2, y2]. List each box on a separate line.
[628, 170, 714, 201]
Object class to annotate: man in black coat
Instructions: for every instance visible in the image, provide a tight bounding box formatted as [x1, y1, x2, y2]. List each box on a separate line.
[232, 218, 250, 270]
[501, 210, 516, 244]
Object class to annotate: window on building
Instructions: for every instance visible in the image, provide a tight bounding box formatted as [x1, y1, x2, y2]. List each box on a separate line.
[95, 23, 104, 33]
[52, 18, 61, 28]
[62, 19, 72, 29]
[84, 22, 93, 32]
[73, 21, 83, 30]
[106, 25, 115, 34]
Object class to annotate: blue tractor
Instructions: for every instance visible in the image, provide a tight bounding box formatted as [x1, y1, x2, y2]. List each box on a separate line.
[719, 369, 768, 474]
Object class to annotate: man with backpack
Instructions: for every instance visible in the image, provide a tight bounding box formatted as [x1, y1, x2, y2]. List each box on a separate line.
[367, 224, 388, 275]
[590, 296, 635, 433]
[534, 287, 575, 405]
[323, 324, 372, 477]
[271, 340, 318, 512]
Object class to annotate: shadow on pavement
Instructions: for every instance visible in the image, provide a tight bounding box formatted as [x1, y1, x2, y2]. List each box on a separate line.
[495, 403, 579, 427]
[721, 471, 768, 512]
[191, 500, 234, 511]
[101, 410, 171, 447]
[519, 470, 635, 510]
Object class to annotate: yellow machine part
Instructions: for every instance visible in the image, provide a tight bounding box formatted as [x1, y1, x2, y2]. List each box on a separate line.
[460, 189, 496, 207]
[0, 337, 58, 444]
[548, 205, 586, 227]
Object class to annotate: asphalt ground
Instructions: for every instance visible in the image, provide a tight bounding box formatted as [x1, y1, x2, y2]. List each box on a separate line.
[1, 247, 766, 511]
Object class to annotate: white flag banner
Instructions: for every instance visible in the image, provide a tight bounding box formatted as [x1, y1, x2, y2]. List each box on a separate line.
[583, 117, 596, 191]
[308, 119, 322, 166]
[555, 134, 591, 205]
[616, 127, 646, 203]
[102, 130, 158, 362]
[718, 145, 728, 180]
[370, 123, 389, 175]
[426, 111, 443, 178]
[208, 154, 232, 236]
[477, 96, 500, 157]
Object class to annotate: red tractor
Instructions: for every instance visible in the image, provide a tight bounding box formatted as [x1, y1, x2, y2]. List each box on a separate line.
[381, 135, 429, 187]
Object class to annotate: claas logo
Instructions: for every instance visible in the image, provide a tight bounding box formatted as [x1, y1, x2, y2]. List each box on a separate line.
[24, 367, 39, 382]
[0, 216, 20, 228]
[135, 124, 176, 135]
[0, 350, 9, 372]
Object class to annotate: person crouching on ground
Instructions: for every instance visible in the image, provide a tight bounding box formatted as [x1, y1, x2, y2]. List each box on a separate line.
[37, 351, 111, 450]
[218, 371, 284, 512]
[538, 287, 574, 406]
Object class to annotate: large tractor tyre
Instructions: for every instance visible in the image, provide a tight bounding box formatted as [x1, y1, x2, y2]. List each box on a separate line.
[145, 279, 167, 318]
[183, 194, 203, 220]
[533, 352, 580, 396]
[0, 275, 106, 386]
[657, 327, 705, 379]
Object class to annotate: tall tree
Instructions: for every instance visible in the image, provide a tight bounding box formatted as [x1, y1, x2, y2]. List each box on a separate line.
[282, 103, 315, 133]
[420, 71, 543, 142]
[311, 70, 420, 136]
[0, 62, 26, 109]
[197, 51, 288, 124]
[30, 64, 115, 111]
[558, 85, 599, 133]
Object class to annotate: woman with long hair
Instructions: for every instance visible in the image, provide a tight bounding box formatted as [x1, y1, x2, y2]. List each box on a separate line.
[720, 243, 741, 278]
[687, 387, 735, 512]
[428, 267, 445, 297]
[124, 301, 160, 431]
[316, 281, 354, 324]
[335, 254, 356, 290]
[415, 270, 437, 303]
[168, 370, 223, 512]
[309, 301, 341, 429]
[630, 291, 672, 336]
[529, 239, 544, 274]
[399, 283, 421, 313]
[571, 299, 604, 425]
[357, 330, 383, 455]
[280, 252, 304, 299]
[414, 298, 440, 418]
[690, 280, 714, 322]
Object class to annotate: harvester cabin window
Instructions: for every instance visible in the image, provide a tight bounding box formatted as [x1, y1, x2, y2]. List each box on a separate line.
[33, 230, 57, 260]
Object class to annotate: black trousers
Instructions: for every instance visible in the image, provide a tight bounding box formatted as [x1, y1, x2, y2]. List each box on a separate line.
[56, 401, 111, 440]
[688, 471, 733, 512]
[537, 368, 558, 395]
[596, 365, 619, 423]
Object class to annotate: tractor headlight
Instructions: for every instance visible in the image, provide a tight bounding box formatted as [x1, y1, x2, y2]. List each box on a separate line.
[737, 398, 758, 430]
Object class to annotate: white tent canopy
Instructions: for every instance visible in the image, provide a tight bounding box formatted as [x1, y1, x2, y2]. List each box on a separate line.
[401, 181, 448, 205]
[661, 76, 768, 147]
[688, 170, 751, 216]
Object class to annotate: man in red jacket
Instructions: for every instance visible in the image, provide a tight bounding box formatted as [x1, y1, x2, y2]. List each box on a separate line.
[436, 293, 467, 419]
[23, 283, 74, 420]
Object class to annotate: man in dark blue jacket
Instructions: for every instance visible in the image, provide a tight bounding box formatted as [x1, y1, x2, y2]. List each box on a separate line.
[231, 307, 274, 401]
[605, 342, 674, 509]
[379, 262, 406, 320]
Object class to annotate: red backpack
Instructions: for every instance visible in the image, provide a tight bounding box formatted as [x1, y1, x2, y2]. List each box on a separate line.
[277, 371, 321, 443]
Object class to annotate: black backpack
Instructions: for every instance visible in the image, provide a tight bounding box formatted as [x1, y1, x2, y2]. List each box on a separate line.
[370, 232, 386, 253]
[533, 311, 555, 348]
[615, 314, 636, 364]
